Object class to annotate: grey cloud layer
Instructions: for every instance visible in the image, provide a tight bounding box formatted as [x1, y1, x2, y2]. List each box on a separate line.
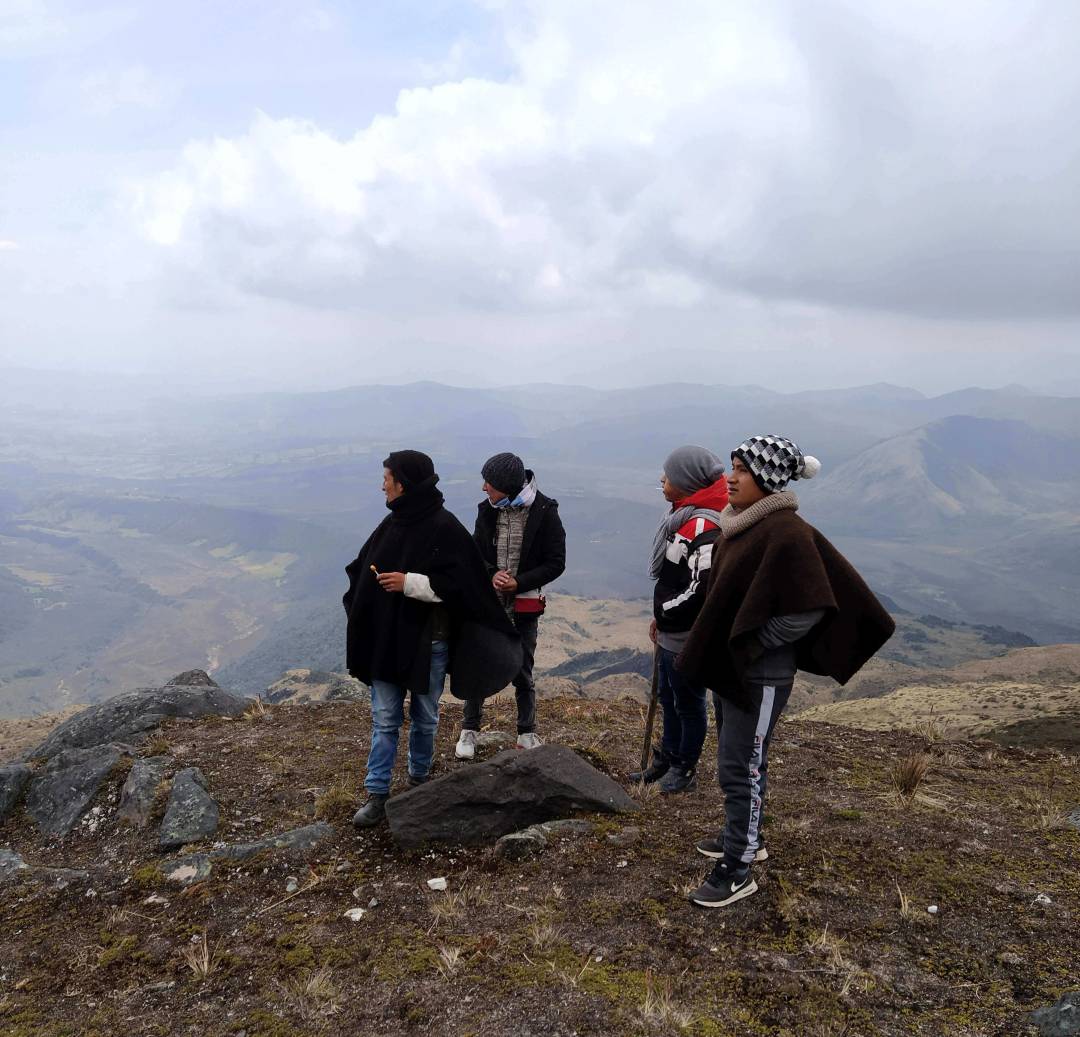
[131, 0, 1080, 322]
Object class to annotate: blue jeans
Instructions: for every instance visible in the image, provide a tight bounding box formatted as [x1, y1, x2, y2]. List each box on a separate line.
[364, 641, 448, 795]
[657, 646, 708, 769]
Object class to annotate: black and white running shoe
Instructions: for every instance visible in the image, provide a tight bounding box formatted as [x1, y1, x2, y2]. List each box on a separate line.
[689, 863, 758, 908]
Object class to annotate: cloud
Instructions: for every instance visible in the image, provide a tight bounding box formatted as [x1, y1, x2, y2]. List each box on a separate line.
[124, 0, 1080, 324]
[0, 240, 19, 250]
[78, 64, 168, 116]
[0, 0, 135, 58]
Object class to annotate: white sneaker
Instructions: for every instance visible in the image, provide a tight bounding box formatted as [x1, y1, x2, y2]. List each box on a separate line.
[455, 729, 478, 760]
[516, 732, 543, 750]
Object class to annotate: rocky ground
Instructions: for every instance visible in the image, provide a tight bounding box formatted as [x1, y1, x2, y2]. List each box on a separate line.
[2, 688, 1078, 1036]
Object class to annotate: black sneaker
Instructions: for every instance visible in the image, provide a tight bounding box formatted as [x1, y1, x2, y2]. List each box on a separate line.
[696, 834, 768, 863]
[659, 765, 698, 795]
[689, 863, 758, 908]
[629, 748, 670, 785]
[351, 793, 388, 829]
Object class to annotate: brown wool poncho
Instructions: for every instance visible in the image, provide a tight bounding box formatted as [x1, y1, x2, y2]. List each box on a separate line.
[677, 507, 894, 706]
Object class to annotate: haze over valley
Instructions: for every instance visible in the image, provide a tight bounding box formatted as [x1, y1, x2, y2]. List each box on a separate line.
[2, 372, 1076, 717]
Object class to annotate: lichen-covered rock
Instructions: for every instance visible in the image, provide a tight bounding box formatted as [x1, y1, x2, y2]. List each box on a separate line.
[0, 763, 33, 823]
[25, 745, 123, 837]
[158, 768, 218, 850]
[118, 756, 172, 827]
[162, 823, 335, 884]
[387, 744, 636, 849]
[27, 673, 247, 761]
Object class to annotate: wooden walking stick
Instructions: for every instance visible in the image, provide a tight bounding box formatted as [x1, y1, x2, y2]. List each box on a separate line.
[639, 645, 660, 773]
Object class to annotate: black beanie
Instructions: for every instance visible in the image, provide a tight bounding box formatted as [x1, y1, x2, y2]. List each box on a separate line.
[481, 452, 526, 497]
[383, 450, 436, 490]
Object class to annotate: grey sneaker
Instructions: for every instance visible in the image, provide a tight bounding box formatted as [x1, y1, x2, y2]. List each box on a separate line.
[516, 732, 543, 750]
[659, 765, 698, 795]
[455, 729, 478, 760]
[351, 793, 388, 829]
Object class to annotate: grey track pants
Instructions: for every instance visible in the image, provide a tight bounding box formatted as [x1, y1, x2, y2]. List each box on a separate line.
[713, 681, 793, 871]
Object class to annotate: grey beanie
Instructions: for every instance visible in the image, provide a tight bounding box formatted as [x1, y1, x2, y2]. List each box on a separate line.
[662, 445, 725, 494]
[481, 452, 526, 497]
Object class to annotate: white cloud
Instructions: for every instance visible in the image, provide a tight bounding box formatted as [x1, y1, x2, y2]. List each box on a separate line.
[129, 0, 1080, 325]
[0, 239, 19, 250]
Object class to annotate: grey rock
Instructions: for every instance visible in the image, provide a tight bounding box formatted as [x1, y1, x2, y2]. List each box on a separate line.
[475, 731, 513, 749]
[159, 768, 218, 850]
[163, 854, 213, 885]
[1031, 991, 1080, 1036]
[0, 763, 32, 823]
[495, 829, 548, 861]
[25, 745, 122, 837]
[161, 823, 335, 884]
[118, 756, 172, 827]
[387, 744, 637, 849]
[265, 669, 366, 705]
[536, 818, 594, 836]
[1067, 807, 1080, 832]
[606, 825, 643, 847]
[212, 822, 334, 863]
[0, 846, 29, 882]
[165, 670, 218, 687]
[28, 672, 247, 761]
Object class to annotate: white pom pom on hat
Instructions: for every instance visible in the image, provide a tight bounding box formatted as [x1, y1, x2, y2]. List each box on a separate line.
[798, 455, 822, 480]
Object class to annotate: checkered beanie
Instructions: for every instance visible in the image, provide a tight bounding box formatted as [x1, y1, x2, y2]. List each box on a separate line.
[481, 452, 526, 497]
[731, 435, 822, 494]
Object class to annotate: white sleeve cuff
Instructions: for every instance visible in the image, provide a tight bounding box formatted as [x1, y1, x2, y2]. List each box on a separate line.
[403, 572, 443, 603]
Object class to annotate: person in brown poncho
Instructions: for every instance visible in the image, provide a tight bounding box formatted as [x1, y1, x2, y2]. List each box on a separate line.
[677, 435, 895, 908]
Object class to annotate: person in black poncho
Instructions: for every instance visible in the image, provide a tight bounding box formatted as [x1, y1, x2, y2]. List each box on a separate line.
[343, 451, 522, 828]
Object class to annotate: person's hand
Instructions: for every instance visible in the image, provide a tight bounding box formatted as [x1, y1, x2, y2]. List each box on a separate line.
[377, 571, 407, 593]
[649, 619, 657, 644]
[493, 570, 517, 593]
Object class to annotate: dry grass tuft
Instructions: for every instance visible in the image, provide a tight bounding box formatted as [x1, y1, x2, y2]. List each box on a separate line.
[243, 696, 270, 721]
[636, 971, 696, 1032]
[891, 752, 932, 801]
[314, 782, 355, 822]
[910, 708, 947, 744]
[528, 921, 562, 952]
[896, 882, 916, 921]
[436, 945, 464, 979]
[278, 966, 340, 1020]
[180, 933, 219, 980]
[1021, 787, 1073, 831]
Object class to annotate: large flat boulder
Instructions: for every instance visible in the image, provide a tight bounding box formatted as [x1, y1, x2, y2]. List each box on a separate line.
[25, 745, 123, 837]
[386, 744, 637, 850]
[265, 669, 365, 705]
[159, 767, 218, 850]
[27, 671, 248, 761]
[1031, 991, 1080, 1036]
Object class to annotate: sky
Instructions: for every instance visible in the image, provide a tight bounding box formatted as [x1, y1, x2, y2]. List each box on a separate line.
[2, 0, 1080, 395]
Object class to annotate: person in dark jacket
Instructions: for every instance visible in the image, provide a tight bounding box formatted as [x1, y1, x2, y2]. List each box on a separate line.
[455, 452, 566, 757]
[343, 450, 521, 827]
[678, 435, 894, 908]
[630, 445, 728, 794]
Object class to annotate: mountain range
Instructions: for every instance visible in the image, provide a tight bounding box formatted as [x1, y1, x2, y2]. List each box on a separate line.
[0, 371, 1077, 715]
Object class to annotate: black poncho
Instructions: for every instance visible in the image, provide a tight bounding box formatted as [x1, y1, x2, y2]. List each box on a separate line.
[343, 478, 522, 699]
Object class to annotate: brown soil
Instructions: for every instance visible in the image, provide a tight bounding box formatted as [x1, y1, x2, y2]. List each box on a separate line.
[1, 696, 1077, 1036]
